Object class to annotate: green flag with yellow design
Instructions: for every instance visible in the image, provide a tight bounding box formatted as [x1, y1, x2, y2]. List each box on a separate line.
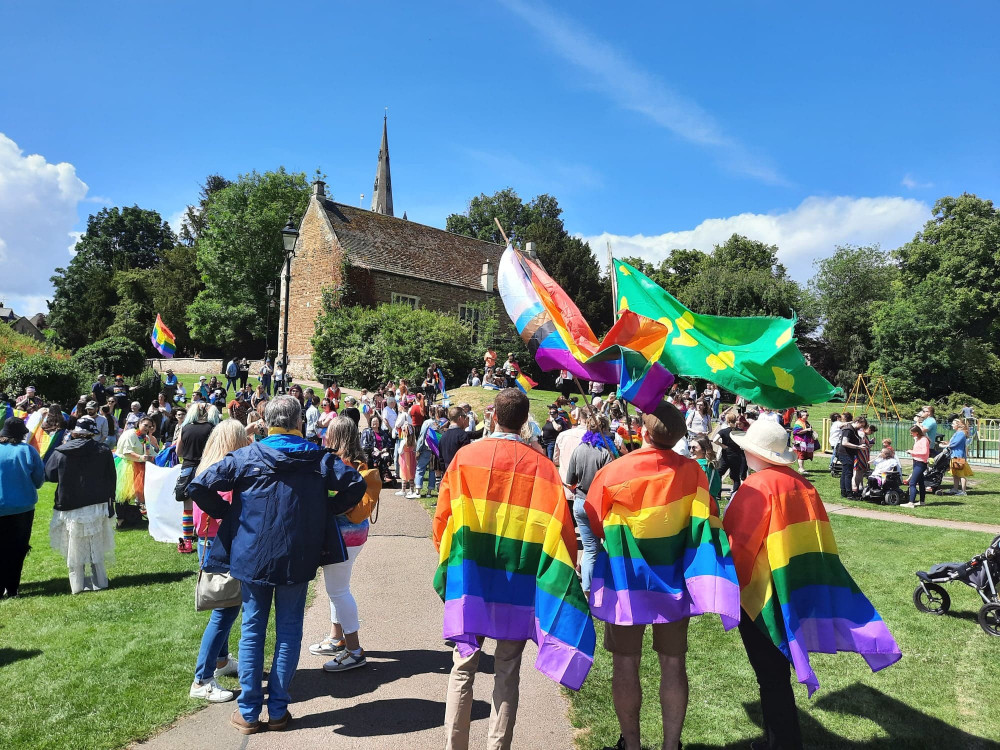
[614, 259, 842, 408]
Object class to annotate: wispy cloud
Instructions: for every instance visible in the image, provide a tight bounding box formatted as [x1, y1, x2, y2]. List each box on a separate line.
[901, 173, 933, 190]
[499, 0, 788, 186]
[579, 195, 929, 283]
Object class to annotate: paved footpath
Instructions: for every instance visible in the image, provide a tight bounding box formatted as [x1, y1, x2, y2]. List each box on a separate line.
[135, 488, 577, 750]
[822, 501, 1000, 535]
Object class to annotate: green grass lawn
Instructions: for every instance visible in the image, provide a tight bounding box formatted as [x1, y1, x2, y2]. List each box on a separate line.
[0, 484, 291, 750]
[568, 515, 1000, 749]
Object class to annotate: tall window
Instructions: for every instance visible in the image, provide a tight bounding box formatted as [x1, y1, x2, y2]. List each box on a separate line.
[391, 293, 420, 309]
[457, 304, 479, 325]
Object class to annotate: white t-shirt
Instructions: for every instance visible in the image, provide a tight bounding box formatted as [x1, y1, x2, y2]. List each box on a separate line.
[381, 406, 398, 432]
[871, 457, 902, 477]
[759, 411, 781, 424]
[829, 420, 845, 450]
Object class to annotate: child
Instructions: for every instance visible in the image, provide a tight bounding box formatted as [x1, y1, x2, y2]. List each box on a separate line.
[397, 421, 417, 497]
[869, 447, 902, 486]
[691, 435, 723, 507]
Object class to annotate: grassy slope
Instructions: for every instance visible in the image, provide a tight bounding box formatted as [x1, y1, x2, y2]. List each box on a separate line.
[568, 516, 1000, 749]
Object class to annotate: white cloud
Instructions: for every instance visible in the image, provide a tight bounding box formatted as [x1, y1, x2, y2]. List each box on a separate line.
[499, 0, 788, 186]
[0, 133, 89, 316]
[167, 208, 191, 238]
[901, 173, 933, 190]
[580, 195, 929, 282]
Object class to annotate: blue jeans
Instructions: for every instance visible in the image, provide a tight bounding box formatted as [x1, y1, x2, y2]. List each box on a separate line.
[545, 442, 555, 460]
[572, 491, 599, 594]
[261, 375, 272, 396]
[909, 460, 927, 504]
[415, 450, 436, 492]
[193, 538, 240, 682]
[237, 580, 309, 722]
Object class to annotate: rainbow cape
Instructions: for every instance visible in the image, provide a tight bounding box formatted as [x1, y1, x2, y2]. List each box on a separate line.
[723, 466, 902, 695]
[151, 314, 176, 358]
[585, 447, 741, 629]
[426, 422, 441, 458]
[497, 245, 673, 411]
[0, 403, 12, 430]
[433, 438, 595, 690]
[29, 425, 66, 462]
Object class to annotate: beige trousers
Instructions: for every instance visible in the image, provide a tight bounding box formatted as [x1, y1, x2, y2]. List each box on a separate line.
[443, 638, 526, 750]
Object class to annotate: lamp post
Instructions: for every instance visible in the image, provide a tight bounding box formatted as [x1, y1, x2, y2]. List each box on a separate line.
[265, 281, 275, 361]
[279, 215, 299, 395]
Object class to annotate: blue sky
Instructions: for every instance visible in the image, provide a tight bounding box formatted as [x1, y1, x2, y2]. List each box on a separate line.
[1, 0, 998, 316]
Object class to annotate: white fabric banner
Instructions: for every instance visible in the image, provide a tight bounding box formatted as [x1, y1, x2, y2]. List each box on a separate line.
[144, 463, 183, 543]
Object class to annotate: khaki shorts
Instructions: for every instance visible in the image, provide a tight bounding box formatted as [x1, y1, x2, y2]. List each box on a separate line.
[603, 618, 689, 656]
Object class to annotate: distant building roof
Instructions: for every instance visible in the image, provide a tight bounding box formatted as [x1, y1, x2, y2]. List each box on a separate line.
[0, 307, 16, 322]
[319, 198, 502, 290]
[29, 313, 46, 329]
[11, 316, 44, 342]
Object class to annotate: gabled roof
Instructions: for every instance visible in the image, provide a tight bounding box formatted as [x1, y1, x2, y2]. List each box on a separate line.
[319, 199, 502, 291]
[11, 316, 44, 342]
[0, 307, 16, 321]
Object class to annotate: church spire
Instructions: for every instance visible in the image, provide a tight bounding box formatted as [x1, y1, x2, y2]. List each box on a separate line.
[370, 113, 393, 216]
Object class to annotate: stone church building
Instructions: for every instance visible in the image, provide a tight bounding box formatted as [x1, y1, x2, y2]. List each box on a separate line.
[278, 117, 504, 379]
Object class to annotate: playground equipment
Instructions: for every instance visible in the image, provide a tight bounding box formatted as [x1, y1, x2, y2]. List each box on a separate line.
[844, 374, 901, 422]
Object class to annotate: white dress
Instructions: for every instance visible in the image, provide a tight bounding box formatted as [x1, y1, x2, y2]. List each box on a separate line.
[50, 503, 116, 569]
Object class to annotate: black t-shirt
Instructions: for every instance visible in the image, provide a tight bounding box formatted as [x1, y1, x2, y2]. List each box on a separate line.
[112, 384, 129, 402]
[717, 426, 742, 455]
[178, 422, 215, 464]
[439, 426, 472, 471]
[92, 382, 108, 404]
[840, 425, 860, 457]
[541, 418, 562, 446]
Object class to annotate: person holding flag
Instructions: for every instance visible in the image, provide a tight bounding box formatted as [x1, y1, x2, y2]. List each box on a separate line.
[414, 405, 442, 499]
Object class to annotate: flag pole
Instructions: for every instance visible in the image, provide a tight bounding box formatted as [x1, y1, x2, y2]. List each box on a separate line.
[607, 243, 637, 442]
[494, 217, 510, 246]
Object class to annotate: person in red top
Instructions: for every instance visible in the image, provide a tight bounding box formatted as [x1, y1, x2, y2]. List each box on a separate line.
[324, 379, 341, 411]
[409, 393, 426, 431]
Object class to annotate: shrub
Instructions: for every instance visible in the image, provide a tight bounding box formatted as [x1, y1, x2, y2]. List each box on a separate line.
[73, 336, 147, 378]
[0, 354, 85, 408]
[311, 297, 479, 389]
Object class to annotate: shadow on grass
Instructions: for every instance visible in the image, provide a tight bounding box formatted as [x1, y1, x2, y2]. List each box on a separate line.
[0, 647, 42, 668]
[18, 570, 195, 597]
[686, 683, 1000, 749]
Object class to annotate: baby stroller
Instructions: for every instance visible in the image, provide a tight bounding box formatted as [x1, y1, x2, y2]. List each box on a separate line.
[921, 439, 952, 495]
[366, 445, 395, 488]
[913, 534, 1000, 636]
[861, 469, 904, 506]
[830, 454, 845, 477]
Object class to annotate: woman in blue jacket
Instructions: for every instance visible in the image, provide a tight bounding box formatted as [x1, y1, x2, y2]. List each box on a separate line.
[0, 417, 45, 598]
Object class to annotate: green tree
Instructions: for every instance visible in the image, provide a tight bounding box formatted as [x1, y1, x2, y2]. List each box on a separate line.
[447, 188, 612, 332]
[178, 174, 232, 246]
[48, 206, 175, 350]
[73, 336, 146, 378]
[619, 248, 708, 299]
[187, 168, 309, 352]
[809, 245, 897, 389]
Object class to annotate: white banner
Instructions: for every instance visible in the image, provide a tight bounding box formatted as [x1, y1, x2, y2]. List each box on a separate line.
[144, 463, 183, 543]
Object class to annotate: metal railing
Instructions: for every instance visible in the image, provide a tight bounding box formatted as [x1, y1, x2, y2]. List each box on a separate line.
[820, 418, 999, 467]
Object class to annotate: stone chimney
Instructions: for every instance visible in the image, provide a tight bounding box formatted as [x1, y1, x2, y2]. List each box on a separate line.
[524, 241, 537, 260]
[312, 180, 326, 198]
[481, 259, 495, 293]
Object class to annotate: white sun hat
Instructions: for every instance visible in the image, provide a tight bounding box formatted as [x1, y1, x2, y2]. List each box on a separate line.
[731, 419, 796, 465]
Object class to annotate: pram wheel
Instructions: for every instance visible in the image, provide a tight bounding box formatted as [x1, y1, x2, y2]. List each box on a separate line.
[913, 583, 951, 614]
[979, 604, 1000, 637]
[884, 490, 902, 506]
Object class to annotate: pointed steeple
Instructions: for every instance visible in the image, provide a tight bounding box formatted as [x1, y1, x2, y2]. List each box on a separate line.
[370, 113, 393, 216]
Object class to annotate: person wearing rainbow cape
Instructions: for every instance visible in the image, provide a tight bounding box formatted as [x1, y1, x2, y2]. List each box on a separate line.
[724, 419, 902, 750]
[585, 401, 741, 750]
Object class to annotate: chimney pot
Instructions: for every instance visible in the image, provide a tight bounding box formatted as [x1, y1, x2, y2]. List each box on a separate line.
[312, 180, 326, 197]
[525, 242, 537, 259]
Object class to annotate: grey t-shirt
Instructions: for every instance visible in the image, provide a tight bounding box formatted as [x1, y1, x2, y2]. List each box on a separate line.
[566, 442, 614, 495]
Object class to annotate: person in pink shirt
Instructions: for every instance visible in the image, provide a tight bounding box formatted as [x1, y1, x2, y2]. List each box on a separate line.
[902, 424, 930, 507]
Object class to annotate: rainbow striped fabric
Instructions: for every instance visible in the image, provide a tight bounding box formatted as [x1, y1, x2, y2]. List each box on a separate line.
[585, 447, 741, 629]
[723, 466, 902, 695]
[151, 314, 176, 358]
[433, 438, 595, 690]
[511, 362, 537, 393]
[29, 425, 66, 462]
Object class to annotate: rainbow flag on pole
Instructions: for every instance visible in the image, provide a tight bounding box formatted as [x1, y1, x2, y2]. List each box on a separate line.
[150, 314, 176, 358]
[723, 467, 902, 694]
[511, 363, 537, 394]
[433, 439, 595, 690]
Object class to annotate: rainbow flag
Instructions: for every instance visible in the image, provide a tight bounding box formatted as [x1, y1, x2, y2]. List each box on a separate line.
[150, 314, 176, 358]
[29, 426, 66, 462]
[426, 423, 441, 458]
[436, 367, 449, 406]
[723, 466, 902, 695]
[0, 403, 12, 429]
[585, 447, 741, 629]
[433, 438, 595, 690]
[511, 363, 537, 394]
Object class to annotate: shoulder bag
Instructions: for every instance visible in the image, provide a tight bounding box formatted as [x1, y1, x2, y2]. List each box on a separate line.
[195, 538, 242, 612]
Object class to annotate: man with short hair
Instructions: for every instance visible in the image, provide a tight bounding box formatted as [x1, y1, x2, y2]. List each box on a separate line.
[920, 405, 938, 444]
[340, 396, 361, 426]
[434, 389, 594, 750]
[14, 386, 42, 411]
[86, 401, 110, 445]
[438, 405, 471, 470]
[188, 395, 365, 735]
[91, 375, 109, 408]
[840, 415, 868, 498]
[225, 358, 239, 393]
[585, 401, 740, 750]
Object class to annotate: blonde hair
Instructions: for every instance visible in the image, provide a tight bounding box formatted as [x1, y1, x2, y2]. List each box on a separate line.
[954, 418, 970, 436]
[195, 420, 250, 477]
[325, 416, 364, 464]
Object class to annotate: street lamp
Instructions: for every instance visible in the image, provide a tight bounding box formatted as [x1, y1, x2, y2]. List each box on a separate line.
[279, 215, 299, 394]
[265, 281, 276, 361]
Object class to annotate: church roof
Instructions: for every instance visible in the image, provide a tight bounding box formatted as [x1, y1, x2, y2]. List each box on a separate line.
[319, 198, 502, 290]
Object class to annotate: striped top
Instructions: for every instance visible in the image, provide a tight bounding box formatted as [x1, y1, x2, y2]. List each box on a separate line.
[584, 446, 740, 629]
[723, 466, 902, 694]
[432, 438, 595, 690]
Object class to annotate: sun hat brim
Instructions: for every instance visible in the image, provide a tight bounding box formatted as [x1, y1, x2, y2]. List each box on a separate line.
[730, 430, 797, 465]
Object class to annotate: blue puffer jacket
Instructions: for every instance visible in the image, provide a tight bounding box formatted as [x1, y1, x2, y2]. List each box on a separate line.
[188, 433, 365, 586]
[0, 442, 45, 517]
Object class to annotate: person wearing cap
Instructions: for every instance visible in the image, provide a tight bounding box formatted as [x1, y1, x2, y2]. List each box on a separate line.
[723, 419, 902, 750]
[84, 401, 111, 445]
[44, 416, 117, 594]
[584, 401, 740, 750]
[0, 418, 45, 598]
[541, 402, 570, 460]
[196, 376, 210, 401]
[15, 386, 43, 411]
[164, 368, 179, 402]
[340, 396, 360, 426]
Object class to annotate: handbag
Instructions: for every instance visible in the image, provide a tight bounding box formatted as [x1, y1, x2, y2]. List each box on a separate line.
[195, 538, 242, 612]
[951, 457, 968, 470]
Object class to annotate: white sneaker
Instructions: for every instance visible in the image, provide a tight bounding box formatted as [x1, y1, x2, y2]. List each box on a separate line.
[190, 678, 235, 703]
[214, 656, 238, 678]
[953, 491, 967, 496]
[323, 649, 367, 672]
[900, 502, 915, 508]
[394, 490, 405, 496]
[405, 492, 419, 499]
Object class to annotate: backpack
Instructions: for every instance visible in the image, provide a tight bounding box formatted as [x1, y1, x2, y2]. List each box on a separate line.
[345, 461, 383, 524]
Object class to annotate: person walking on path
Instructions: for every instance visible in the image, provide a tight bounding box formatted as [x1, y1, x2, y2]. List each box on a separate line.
[433, 388, 595, 750]
[44, 416, 117, 594]
[902, 424, 930, 508]
[188, 419, 250, 705]
[565, 414, 614, 596]
[187, 395, 366, 735]
[0, 417, 45, 598]
[224, 359, 239, 393]
[584, 401, 740, 750]
[310, 417, 382, 673]
[724, 419, 902, 750]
